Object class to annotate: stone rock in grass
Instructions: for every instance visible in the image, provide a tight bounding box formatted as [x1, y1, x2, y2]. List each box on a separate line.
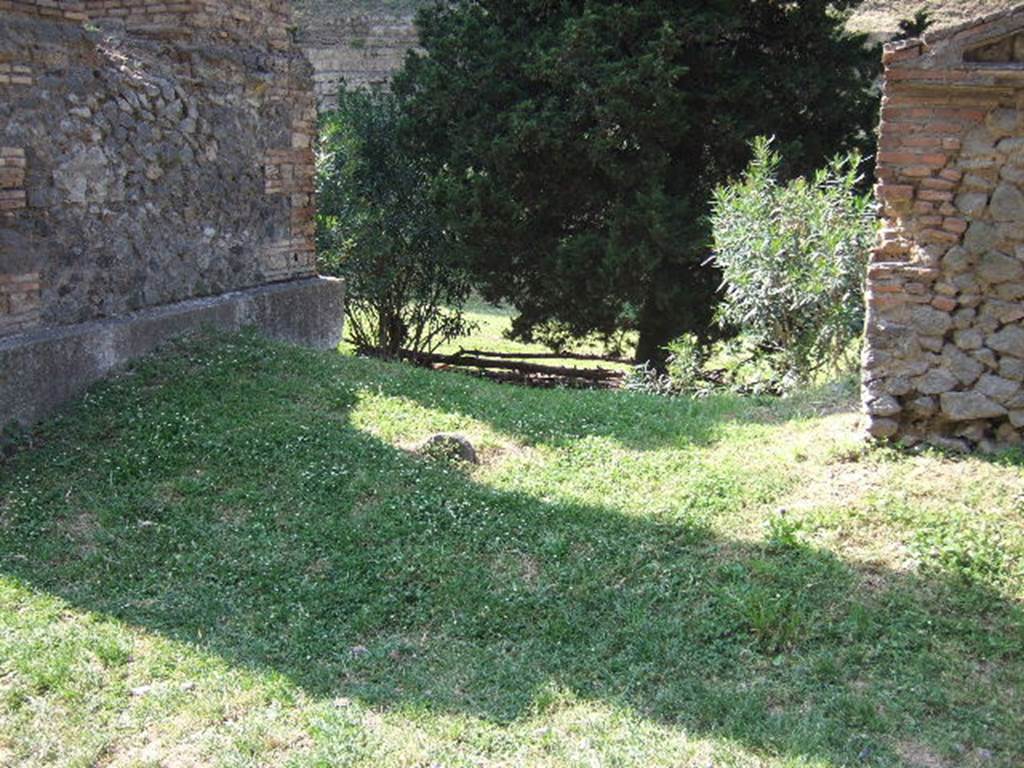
[420, 433, 479, 464]
[927, 434, 970, 453]
[940, 391, 1007, 421]
[867, 417, 899, 439]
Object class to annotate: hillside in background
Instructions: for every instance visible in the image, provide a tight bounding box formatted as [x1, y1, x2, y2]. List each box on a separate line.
[850, 0, 1011, 35]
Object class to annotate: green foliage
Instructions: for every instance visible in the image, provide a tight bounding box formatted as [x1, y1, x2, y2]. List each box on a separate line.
[765, 512, 805, 551]
[316, 87, 473, 356]
[396, 0, 881, 366]
[894, 9, 934, 41]
[710, 138, 876, 383]
[914, 517, 1018, 588]
[623, 334, 712, 396]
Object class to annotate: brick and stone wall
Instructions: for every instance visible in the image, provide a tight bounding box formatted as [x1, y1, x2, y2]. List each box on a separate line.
[0, 0, 343, 424]
[289, 1, 424, 110]
[297, 14, 418, 109]
[864, 5, 1024, 450]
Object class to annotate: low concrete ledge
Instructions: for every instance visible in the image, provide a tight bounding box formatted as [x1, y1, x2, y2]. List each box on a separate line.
[0, 276, 345, 425]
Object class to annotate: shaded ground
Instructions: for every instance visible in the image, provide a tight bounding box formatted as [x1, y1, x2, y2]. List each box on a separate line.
[0, 333, 1021, 766]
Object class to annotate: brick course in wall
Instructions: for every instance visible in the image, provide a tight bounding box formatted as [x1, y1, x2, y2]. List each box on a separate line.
[2, 0, 291, 48]
[864, 4, 1024, 450]
[0, 148, 26, 217]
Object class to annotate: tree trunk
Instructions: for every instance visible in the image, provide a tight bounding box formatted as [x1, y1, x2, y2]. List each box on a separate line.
[634, 299, 682, 374]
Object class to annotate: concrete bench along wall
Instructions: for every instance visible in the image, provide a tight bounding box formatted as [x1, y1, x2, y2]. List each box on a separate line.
[864, 5, 1024, 451]
[0, 0, 344, 425]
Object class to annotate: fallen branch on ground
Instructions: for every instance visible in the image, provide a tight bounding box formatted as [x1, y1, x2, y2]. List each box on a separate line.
[453, 348, 632, 365]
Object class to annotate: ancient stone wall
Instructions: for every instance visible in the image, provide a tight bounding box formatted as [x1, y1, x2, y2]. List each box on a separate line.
[288, 1, 424, 109]
[864, 5, 1024, 450]
[0, 0, 343, 424]
[299, 14, 418, 108]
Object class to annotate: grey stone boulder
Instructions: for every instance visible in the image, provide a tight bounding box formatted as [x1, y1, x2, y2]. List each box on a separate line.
[1002, 165, 1024, 184]
[953, 329, 984, 351]
[866, 417, 899, 439]
[989, 183, 1024, 222]
[996, 423, 1022, 445]
[999, 357, 1024, 381]
[964, 221, 998, 255]
[907, 396, 937, 417]
[978, 252, 1024, 284]
[987, 326, 1024, 358]
[987, 108, 1019, 138]
[940, 391, 1007, 421]
[865, 395, 901, 418]
[980, 299, 1024, 325]
[942, 345, 985, 385]
[976, 374, 1020, 404]
[942, 246, 973, 274]
[963, 125, 998, 155]
[955, 191, 988, 218]
[909, 306, 952, 337]
[915, 368, 959, 395]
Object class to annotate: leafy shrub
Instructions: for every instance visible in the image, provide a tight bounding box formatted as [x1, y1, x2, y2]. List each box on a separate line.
[316, 87, 473, 356]
[710, 137, 876, 383]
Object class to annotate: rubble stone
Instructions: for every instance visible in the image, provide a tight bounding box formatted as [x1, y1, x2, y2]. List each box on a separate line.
[864, 8, 1024, 449]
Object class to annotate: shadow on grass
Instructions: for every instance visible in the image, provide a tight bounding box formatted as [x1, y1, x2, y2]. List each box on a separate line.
[0, 334, 1020, 766]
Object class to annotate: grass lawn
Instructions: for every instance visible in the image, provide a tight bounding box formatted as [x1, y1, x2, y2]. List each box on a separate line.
[431, 297, 632, 375]
[0, 332, 1022, 767]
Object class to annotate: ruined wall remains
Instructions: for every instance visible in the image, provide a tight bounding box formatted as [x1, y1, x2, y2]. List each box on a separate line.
[1, 0, 343, 424]
[299, 14, 418, 108]
[288, 1, 424, 109]
[864, 5, 1024, 450]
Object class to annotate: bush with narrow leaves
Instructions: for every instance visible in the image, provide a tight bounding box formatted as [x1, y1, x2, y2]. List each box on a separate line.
[710, 138, 876, 383]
